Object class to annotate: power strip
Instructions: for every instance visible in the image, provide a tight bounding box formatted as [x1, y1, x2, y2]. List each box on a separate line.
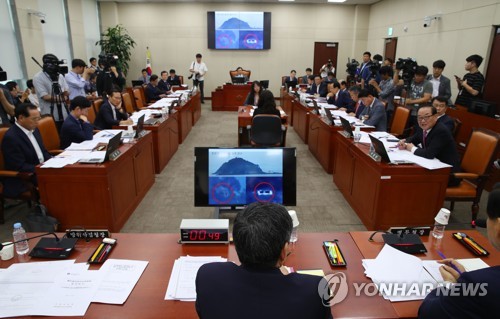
[65, 229, 110, 239]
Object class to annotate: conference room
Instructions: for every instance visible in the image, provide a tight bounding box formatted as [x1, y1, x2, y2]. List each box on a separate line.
[1, 0, 499, 318]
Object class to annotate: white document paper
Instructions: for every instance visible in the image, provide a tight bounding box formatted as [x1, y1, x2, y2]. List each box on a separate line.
[92, 259, 148, 304]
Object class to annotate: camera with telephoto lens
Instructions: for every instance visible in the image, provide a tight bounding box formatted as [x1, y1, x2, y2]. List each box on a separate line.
[326, 59, 333, 69]
[42, 54, 68, 81]
[99, 53, 118, 70]
[346, 58, 360, 77]
[395, 57, 418, 84]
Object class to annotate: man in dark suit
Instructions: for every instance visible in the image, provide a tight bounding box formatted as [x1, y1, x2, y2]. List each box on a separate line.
[358, 89, 387, 131]
[399, 105, 460, 185]
[1, 103, 51, 197]
[283, 69, 298, 89]
[144, 74, 168, 103]
[166, 69, 181, 86]
[426, 60, 452, 106]
[301, 67, 312, 84]
[158, 71, 172, 94]
[347, 85, 365, 117]
[60, 96, 94, 149]
[94, 88, 132, 130]
[433, 96, 454, 132]
[196, 202, 332, 319]
[307, 75, 327, 97]
[327, 81, 353, 109]
[418, 184, 500, 319]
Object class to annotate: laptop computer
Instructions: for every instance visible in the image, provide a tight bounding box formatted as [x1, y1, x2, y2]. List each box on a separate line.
[232, 77, 245, 84]
[260, 80, 269, 89]
[79, 132, 122, 164]
[131, 80, 144, 87]
[123, 114, 145, 139]
[324, 108, 335, 125]
[368, 135, 413, 164]
[311, 100, 321, 115]
[339, 116, 354, 138]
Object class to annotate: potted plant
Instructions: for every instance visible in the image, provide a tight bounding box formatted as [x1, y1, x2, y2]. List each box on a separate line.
[96, 24, 136, 76]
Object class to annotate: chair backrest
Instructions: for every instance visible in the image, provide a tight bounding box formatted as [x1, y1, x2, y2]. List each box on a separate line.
[229, 69, 251, 79]
[390, 106, 410, 136]
[93, 99, 103, 114]
[250, 115, 282, 146]
[133, 88, 145, 109]
[461, 128, 500, 175]
[0, 127, 9, 170]
[122, 92, 135, 113]
[451, 117, 462, 139]
[281, 76, 287, 85]
[87, 102, 97, 124]
[178, 75, 184, 85]
[37, 116, 60, 151]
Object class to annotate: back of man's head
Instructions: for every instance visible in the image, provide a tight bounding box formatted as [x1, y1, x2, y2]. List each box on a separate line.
[149, 74, 159, 82]
[348, 85, 361, 94]
[379, 66, 394, 77]
[233, 202, 292, 268]
[70, 96, 91, 111]
[466, 54, 483, 68]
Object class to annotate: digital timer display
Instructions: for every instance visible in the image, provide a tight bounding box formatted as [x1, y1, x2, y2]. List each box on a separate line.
[179, 219, 230, 244]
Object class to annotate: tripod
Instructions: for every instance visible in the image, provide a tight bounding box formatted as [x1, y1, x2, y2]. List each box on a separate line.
[49, 78, 68, 131]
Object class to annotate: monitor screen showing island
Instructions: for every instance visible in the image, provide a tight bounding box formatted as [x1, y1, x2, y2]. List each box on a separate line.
[207, 11, 271, 50]
[194, 147, 296, 206]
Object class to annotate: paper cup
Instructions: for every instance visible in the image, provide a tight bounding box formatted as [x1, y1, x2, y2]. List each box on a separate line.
[0, 242, 14, 260]
[434, 208, 451, 225]
[288, 210, 300, 227]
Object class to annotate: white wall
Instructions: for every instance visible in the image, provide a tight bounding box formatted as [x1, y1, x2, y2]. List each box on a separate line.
[99, 3, 371, 94]
[367, 0, 500, 100]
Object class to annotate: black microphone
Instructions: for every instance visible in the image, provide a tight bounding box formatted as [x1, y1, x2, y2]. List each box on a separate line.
[0, 232, 60, 251]
[472, 219, 487, 228]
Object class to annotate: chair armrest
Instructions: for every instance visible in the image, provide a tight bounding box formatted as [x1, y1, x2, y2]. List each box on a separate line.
[0, 170, 33, 180]
[452, 172, 479, 180]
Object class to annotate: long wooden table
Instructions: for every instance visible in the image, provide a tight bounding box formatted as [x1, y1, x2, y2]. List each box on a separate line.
[36, 132, 155, 232]
[211, 84, 252, 111]
[334, 133, 451, 230]
[175, 92, 201, 144]
[350, 230, 500, 318]
[0, 232, 397, 319]
[237, 105, 288, 146]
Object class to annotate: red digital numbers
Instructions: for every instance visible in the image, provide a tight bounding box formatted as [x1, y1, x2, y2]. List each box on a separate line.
[189, 230, 221, 241]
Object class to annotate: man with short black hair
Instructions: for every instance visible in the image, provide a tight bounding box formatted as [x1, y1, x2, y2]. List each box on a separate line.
[404, 65, 433, 127]
[65, 59, 95, 100]
[1, 103, 51, 197]
[158, 71, 172, 94]
[196, 202, 332, 319]
[189, 53, 208, 103]
[94, 87, 132, 130]
[89, 57, 100, 72]
[358, 89, 387, 131]
[138, 69, 150, 84]
[60, 96, 94, 149]
[432, 96, 454, 132]
[307, 75, 327, 97]
[426, 60, 452, 105]
[167, 69, 181, 86]
[369, 66, 395, 121]
[455, 54, 484, 108]
[301, 68, 312, 84]
[6, 81, 29, 106]
[145, 74, 168, 102]
[26, 79, 39, 108]
[358, 51, 372, 87]
[327, 81, 352, 109]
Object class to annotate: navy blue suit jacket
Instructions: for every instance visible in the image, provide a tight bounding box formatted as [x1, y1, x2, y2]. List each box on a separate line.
[145, 83, 164, 102]
[359, 98, 387, 131]
[1, 124, 51, 197]
[196, 262, 332, 319]
[60, 114, 94, 149]
[94, 100, 129, 130]
[419, 266, 500, 319]
[327, 90, 353, 109]
[166, 75, 181, 86]
[437, 114, 454, 132]
[157, 79, 171, 94]
[307, 82, 328, 97]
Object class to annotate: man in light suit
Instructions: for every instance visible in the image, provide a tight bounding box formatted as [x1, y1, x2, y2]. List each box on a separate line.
[418, 184, 500, 318]
[1, 103, 51, 197]
[426, 60, 452, 106]
[307, 75, 327, 97]
[358, 89, 387, 131]
[196, 202, 332, 319]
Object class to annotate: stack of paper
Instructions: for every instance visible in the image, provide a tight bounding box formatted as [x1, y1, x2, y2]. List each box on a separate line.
[165, 256, 226, 301]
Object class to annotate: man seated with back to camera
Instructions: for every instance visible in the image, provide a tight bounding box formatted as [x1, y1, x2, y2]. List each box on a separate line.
[418, 183, 500, 318]
[158, 71, 172, 95]
[244, 81, 262, 107]
[368, 65, 395, 122]
[145, 74, 168, 103]
[1, 103, 51, 197]
[398, 105, 460, 186]
[432, 96, 454, 132]
[307, 75, 328, 97]
[358, 89, 387, 131]
[327, 81, 352, 109]
[94, 87, 132, 130]
[60, 96, 94, 149]
[196, 202, 333, 319]
[253, 90, 280, 118]
[166, 69, 181, 86]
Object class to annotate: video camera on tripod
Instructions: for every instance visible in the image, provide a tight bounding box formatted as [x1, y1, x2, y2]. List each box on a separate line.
[42, 54, 68, 81]
[346, 58, 360, 77]
[395, 57, 418, 88]
[98, 53, 119, 71]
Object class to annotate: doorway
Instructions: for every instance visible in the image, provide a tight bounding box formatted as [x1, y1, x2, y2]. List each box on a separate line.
[384, 38, 398, 64]
[314, 42, 339, 77]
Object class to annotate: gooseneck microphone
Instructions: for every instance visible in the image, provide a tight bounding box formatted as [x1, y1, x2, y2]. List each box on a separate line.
[0, 232, 60, 251]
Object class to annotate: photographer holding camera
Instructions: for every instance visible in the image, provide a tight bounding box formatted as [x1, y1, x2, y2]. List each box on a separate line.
[320, 59, 335, 79]
[398, 64, 432, 128]
[369, 65, 395, 121]
[96, 54, 126, 97]
[33, 53, 70, 130]
[188, 53, 208, 104]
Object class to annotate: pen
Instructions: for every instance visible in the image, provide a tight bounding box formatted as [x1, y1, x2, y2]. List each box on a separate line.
[333, 243, 344, 264]
[462, 236, 486, 255]
[91, 243, 105, 262]
[436, 250, 462, 275]
[98, 244, 112, 263]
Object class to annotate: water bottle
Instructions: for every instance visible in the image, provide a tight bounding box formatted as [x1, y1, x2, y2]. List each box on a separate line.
[288, 210, 300, 243]
[13, 223, 29, 255]
[432, 208, 451, 239]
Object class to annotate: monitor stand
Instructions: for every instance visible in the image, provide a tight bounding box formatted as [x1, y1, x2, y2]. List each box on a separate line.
[213, 206, 246, 219]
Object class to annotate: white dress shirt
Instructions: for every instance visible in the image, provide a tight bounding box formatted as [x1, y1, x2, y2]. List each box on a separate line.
[15, 122, 45, 164]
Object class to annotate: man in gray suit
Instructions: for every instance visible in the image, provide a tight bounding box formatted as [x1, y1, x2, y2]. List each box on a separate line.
[358, 89, 387, 131]
[426, 60, 452, 106]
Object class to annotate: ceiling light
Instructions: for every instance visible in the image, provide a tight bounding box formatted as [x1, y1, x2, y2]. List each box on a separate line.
[328, 0, 347, 3]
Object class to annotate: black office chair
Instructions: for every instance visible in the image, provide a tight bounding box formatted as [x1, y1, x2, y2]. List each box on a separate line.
[247, 115, 286, 147]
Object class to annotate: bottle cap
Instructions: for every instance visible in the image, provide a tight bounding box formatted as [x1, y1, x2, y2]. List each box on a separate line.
[434, 208, 451, 225]
[288, 210, 300, 227]
[13, 222, 21, 229]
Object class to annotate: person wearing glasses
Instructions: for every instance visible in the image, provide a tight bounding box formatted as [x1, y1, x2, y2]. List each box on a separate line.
[398, 105, 460, 186]
[1, 103, 51, 197]
[196, 202, 332, 319]
[94, 87, 132, 130]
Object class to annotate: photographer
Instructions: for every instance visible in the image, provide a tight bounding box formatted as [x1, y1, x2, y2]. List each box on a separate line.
[320, 59, 335, 79]
[369, 66, 395, 121]
[188, 53, 208, 104]
[402, 65, 432, 128]
[96, 54, 126, 97]
[33, 53, 70, 129]
[65, 59, 95, 100]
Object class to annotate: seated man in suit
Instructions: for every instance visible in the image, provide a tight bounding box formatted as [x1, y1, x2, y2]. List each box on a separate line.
[433, 96, 454, 132]
[166, 69, 181, 86]
[196, 202, 333, 319]
[347, 85, 365, 117]
[323, 71, 337, 84]
[1, 103, 51, 197]
[418, 184, 500, 318]
[327, 81, 353, 109]
[158, 71, 172, 95]
[144, 74, 168, 103]
[306, 75, 327, 97]
[358, 89, 387, 131]
[60, 96, 94, 149]
[284, 69, 298, 89]
[233, 66, 249, 82]
[301, 67, 312, 84]
[138, 69, 150, 84]
[398, 105, 460, 186]
[94, 87, 132, 130]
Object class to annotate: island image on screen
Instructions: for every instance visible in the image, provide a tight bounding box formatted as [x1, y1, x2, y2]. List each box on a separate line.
[215, 11, 264, 50]
[208, 148, 283, 205]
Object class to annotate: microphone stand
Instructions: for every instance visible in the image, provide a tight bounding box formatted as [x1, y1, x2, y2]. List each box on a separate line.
[0, 232, 61, 251]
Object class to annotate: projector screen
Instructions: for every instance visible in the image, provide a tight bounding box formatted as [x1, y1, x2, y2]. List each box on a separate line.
[207, 11, 271, 50]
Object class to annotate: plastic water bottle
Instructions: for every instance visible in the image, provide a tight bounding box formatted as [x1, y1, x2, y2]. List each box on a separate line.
[432, 208, 451, 239]
[13, 223, 29, 255]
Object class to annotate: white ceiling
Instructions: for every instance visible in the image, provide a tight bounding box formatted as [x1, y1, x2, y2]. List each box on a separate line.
[98, 0, 381, 4]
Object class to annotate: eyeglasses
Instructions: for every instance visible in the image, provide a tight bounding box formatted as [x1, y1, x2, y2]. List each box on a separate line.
[417, 115, 434, 122]
[29, 116, 41, 121]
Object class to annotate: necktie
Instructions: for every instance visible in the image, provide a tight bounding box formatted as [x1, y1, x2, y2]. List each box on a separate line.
[423, 130, 427, 148]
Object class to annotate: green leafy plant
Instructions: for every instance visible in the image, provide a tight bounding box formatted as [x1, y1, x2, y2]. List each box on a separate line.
[95, 25, 136, 76]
